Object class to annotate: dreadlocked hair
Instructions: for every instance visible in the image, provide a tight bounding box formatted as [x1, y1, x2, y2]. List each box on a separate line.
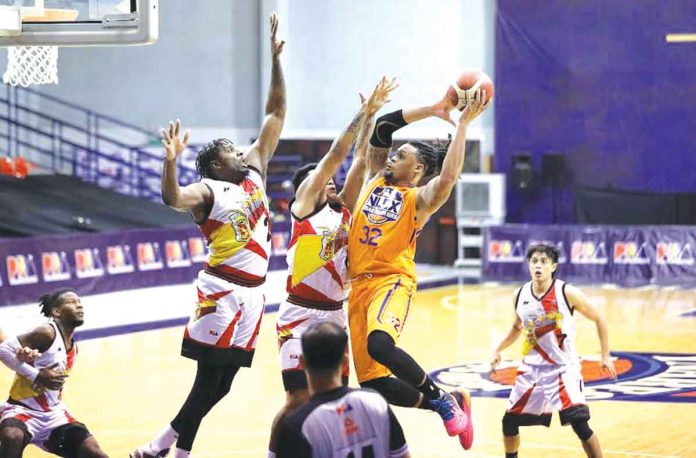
[195, 138, 235, 178]
[38, 288, 75, 318]
[409, 134, 452, 177]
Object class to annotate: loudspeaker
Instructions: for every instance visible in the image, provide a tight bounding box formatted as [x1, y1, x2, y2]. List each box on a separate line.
[542, 153, 565, 186]
[511, 154, 533, 190]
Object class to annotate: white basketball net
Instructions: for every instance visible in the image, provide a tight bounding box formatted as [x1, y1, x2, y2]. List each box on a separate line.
[3, 45, 58, 87]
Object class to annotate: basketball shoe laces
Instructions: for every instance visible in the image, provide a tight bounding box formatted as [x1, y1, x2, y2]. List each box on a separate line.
[429, 393, 457, 421]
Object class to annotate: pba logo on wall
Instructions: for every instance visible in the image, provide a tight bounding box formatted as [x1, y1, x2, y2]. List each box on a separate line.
[165, 240, 191, 268]
[42, 251, 71, 282]
[656, 242, 694, 266]
[271, 232, 289, 256]
[137, 242, 163, 271]
[430, 352, 696, 403]
[6, 254, 39, 286]
[74, 248, 105, 279]
[571, 240, 609, 265]
[613, 241, 650, 265]
[528, 240, 567, 263]
[488, 240, 525, 263]
[188, 238, 207, 263]
[107, 245, 135, 274]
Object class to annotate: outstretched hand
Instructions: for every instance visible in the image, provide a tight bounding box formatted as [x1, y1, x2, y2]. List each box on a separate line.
[361, 76, 399, 116]
[270, 12, 285, 57]
[161, 119, 190, 162]
[459, 89, 491, 126]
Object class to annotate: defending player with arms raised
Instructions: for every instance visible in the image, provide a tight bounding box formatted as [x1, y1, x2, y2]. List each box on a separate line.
[491, 244, 617, 458]
[348, 89, 489, 449]
[0, 289, 108, 458]
[268, 77, 397, 458]
[131, 12, 286, 458]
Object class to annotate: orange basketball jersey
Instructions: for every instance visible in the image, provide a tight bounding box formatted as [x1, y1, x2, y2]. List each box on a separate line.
[348, 176, 420, 282]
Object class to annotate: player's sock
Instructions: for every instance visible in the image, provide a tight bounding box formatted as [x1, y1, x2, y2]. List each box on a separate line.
[151, 425, 178, 451]
[416, 375, 444, 403]
[173, 448, 190, 458]
[267, 452, 276, 458]
[506, 453, 518, 458]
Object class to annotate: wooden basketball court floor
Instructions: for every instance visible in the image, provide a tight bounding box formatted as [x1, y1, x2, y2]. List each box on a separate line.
[2, 282, 695, 457]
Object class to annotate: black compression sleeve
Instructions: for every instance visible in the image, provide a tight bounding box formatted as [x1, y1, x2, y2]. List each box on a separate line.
[370, 109, 408, 148]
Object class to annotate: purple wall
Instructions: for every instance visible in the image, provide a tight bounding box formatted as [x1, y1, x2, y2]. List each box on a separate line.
[495, 0, 696, 223]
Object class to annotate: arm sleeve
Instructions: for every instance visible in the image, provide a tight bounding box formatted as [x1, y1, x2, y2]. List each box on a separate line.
[276, 419, 312, 458]
[0, 337, 39, 382]
[370, 109, 408, 148]
[387, 406, 409, 457]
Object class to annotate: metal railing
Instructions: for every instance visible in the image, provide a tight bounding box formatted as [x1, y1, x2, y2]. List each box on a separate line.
[0, 85, 198, 200]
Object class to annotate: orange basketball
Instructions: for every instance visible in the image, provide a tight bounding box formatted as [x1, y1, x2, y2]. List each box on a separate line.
[446, 69, 494, 110]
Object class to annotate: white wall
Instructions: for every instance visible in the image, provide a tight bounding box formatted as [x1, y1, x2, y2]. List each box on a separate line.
[19, 0, 495, 151]
[280, 0, 496, 151]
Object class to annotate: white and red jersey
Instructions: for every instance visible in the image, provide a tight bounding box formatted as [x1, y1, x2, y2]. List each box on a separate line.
[285, 201, 350, 308]
[515, 279, 578, 367]
[9, 321, 76, 412]
[198, 169, 271, 286]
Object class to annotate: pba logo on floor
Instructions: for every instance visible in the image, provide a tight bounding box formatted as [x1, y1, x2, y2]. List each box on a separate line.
[165, 240, 191, 268]
[488, 240, 525, 263]
[107, 245, 135, 274]
[6, 254, 39, 286]
[570, 240, 609, 265]
[74, 248, 104, 279]
[613, 241, 650, 264]
[656, 242, 694, 266]
[430, 352, 696, 403]
[188, 238, 207, 263]
[137, 242, 163, 271]
[42, 251, 71, 282]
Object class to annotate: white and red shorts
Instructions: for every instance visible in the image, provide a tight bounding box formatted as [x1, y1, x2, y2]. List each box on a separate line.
[0, 402, 87, 452]
[182, 270, 265, 367]
[505, 363, 590, 426]
[276, 300, 349, 391]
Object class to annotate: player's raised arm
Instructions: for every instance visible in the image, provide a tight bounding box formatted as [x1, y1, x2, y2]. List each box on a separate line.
[565, 284, 617, 380]
[366, 96, 456, 180]
[338, 78, 398, 212]
[246, 12, 287, 179]
[160, 120, 212, 217]
[416, 89, 489, 219]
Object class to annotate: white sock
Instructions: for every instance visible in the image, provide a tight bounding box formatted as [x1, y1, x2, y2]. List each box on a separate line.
[174, 448, 190, 458]
[267, 452, 277, 458]
[151, 425, 179, 451]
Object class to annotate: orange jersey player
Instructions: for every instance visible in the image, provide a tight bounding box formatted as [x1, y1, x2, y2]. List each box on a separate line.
[348, 88, 490, 450]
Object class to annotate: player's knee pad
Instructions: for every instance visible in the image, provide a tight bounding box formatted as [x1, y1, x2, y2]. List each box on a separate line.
[366, 331, 396, 365]
[571, 420, 594, 442]
[44, 422, 92, 457]
[502, 413, 520, 437]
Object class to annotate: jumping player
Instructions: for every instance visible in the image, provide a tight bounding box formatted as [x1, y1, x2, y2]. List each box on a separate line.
[0, 289, 108, 458]
[491, 244, 617, 458]
[268, 77, 397, 457]
[347, 89, 489, 449]
[131, 12, 286, 458]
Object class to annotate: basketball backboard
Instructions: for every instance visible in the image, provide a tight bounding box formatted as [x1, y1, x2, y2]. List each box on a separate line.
[0, 0, 157, 46]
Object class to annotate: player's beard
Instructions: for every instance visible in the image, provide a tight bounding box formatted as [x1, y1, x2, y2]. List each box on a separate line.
[384, 170, 394, 182]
